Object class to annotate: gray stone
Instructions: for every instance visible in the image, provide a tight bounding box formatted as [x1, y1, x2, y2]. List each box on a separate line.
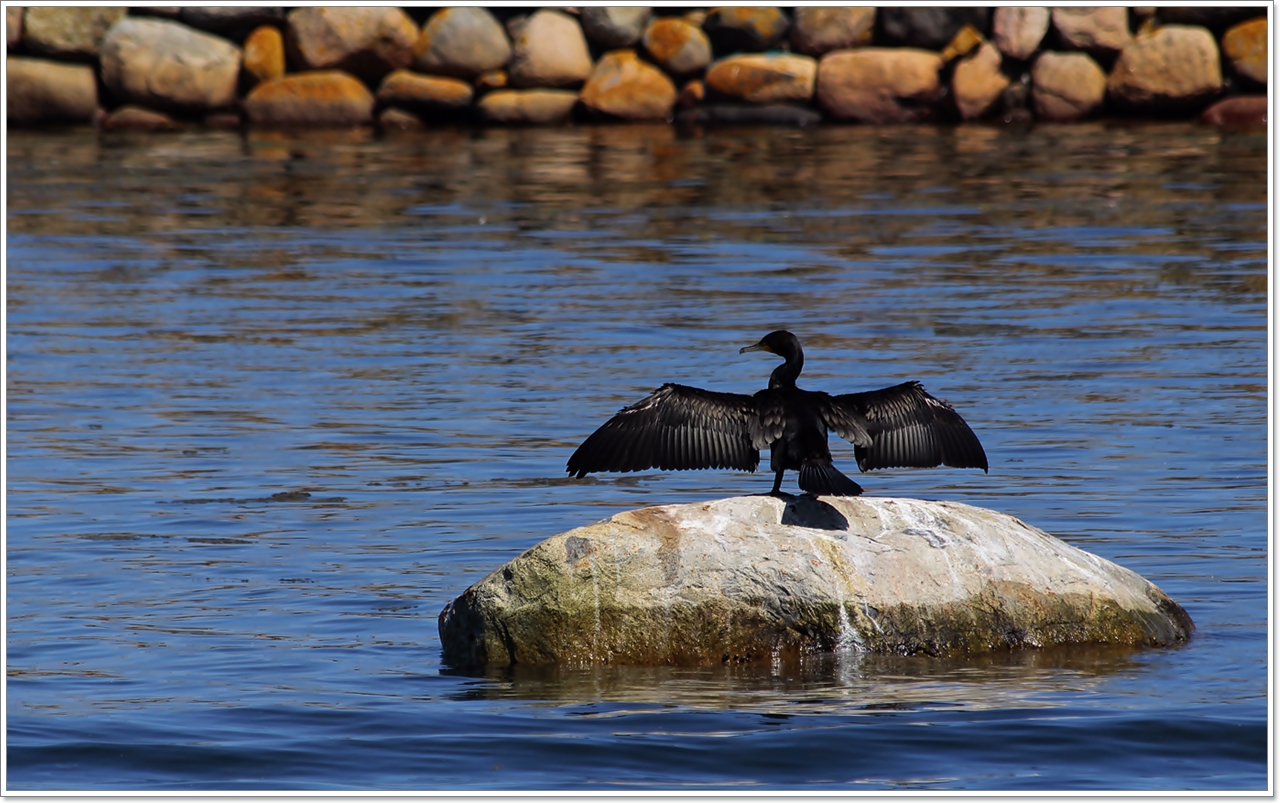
[100, 17, 241, 113]
[789, 7, 875, 57]
[22, 6, 125, 61]
[992, 6, 1050, 61]
[7, 56, 97, 124]
[642, 17, 712, 77]
[1051, 7, 1132, 58]
[879, 7, 991, 50]
[439, 496, 1193, 666]
[286, 7, 417, 84]
[1107, 24, 1222, 112]
[580, 7, 652, 49]
[702, 6, 790, 54]
[508, 10, 592, 89]
[414, 7, 511, 80]
[1031, 51, 1106, 121]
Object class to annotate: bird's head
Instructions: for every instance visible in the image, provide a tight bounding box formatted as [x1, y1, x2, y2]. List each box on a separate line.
[740, 330, 801, 358]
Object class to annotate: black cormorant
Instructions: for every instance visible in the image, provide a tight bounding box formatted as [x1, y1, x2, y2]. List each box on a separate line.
[566, 330, 988, 496]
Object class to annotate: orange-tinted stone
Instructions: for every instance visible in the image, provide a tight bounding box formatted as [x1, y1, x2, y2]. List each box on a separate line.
[642, 17, 711, 76]
[244, 70, 375, 127]
[579, 49, 676, 121]
[1199, 95, 1266, 127]
[242, 25, 284, 84]
[704, 53, 816, 104]
[1222, 17, 1266, 84]
[377, 69, 473, 112]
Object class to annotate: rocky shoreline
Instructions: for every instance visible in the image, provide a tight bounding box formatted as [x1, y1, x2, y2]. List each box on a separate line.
[7, 7, 1268, 131]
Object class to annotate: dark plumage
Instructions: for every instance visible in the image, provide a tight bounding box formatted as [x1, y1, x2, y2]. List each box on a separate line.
[566, 331, 988, 496]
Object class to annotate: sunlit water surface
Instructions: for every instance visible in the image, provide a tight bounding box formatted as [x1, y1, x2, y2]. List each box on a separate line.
[6, 122, 1267, 791]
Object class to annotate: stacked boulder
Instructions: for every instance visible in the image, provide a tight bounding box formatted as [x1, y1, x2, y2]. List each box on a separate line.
[6, 6, 1268, 130]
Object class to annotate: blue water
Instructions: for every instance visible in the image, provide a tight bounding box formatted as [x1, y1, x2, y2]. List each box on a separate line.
[6, 123, 1268, 791]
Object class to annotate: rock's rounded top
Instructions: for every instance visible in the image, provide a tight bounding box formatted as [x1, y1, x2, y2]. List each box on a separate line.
[580, 7, 653, 50]
[286, 6, 417, 84]
[507, 9, 593, 89]
[643, 17, 712, 76]
[440, 495, 1194, 667]
[414, 6, 511, 80]
[1107, 24, 1222, 112]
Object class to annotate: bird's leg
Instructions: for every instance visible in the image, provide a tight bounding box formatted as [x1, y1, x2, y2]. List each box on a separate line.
[770, 468, 784, 496]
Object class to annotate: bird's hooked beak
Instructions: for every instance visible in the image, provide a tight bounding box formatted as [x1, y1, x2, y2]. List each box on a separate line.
[740, 339, 771, 355]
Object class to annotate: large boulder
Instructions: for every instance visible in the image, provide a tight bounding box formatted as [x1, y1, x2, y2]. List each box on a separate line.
[1107, 24, 1222, 113]
[992, 6, 1050, 61]
[642, 17, 712, 77]
[243, 70, 375, 127]
[816, 47, 943, 123]
[507, 10, 593, 89]
[99, 17, 241, 114]
[7, 56, 98, 124]
[414, 7, 511, 80]
[789, 7, 875, 57]
[21, 6, 125, 61]
[579, 49, 676, 122]
[705, 53, 816, 104]
[1031, 51, 1107, 121]
[286, 7, 417, 84]
[439, 496, 1193, 666]
[580, 7, 652, 49]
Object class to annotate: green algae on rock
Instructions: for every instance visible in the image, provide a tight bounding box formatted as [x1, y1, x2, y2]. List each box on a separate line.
[439, 495, 1193, 667]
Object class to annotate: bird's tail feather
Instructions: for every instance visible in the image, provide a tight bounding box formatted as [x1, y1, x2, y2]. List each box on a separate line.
[798, 461, 864, 497]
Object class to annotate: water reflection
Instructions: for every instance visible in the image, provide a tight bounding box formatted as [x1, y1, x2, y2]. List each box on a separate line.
[444, 643, 1158, 715]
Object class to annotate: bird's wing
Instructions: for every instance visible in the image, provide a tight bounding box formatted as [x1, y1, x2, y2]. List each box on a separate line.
[567, 383, 760, 477]
[811, 391, 873, 448]
[747, 390, 785, 450]
[829, 381, 989, 473]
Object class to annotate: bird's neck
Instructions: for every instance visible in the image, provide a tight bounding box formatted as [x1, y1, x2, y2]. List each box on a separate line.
[768, 353, 802, 389]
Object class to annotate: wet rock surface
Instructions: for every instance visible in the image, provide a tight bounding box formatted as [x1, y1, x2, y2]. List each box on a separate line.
[439, 496, 1194, 667]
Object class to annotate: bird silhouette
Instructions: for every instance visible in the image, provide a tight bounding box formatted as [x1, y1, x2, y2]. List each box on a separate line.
[567, 330, 988, 496]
